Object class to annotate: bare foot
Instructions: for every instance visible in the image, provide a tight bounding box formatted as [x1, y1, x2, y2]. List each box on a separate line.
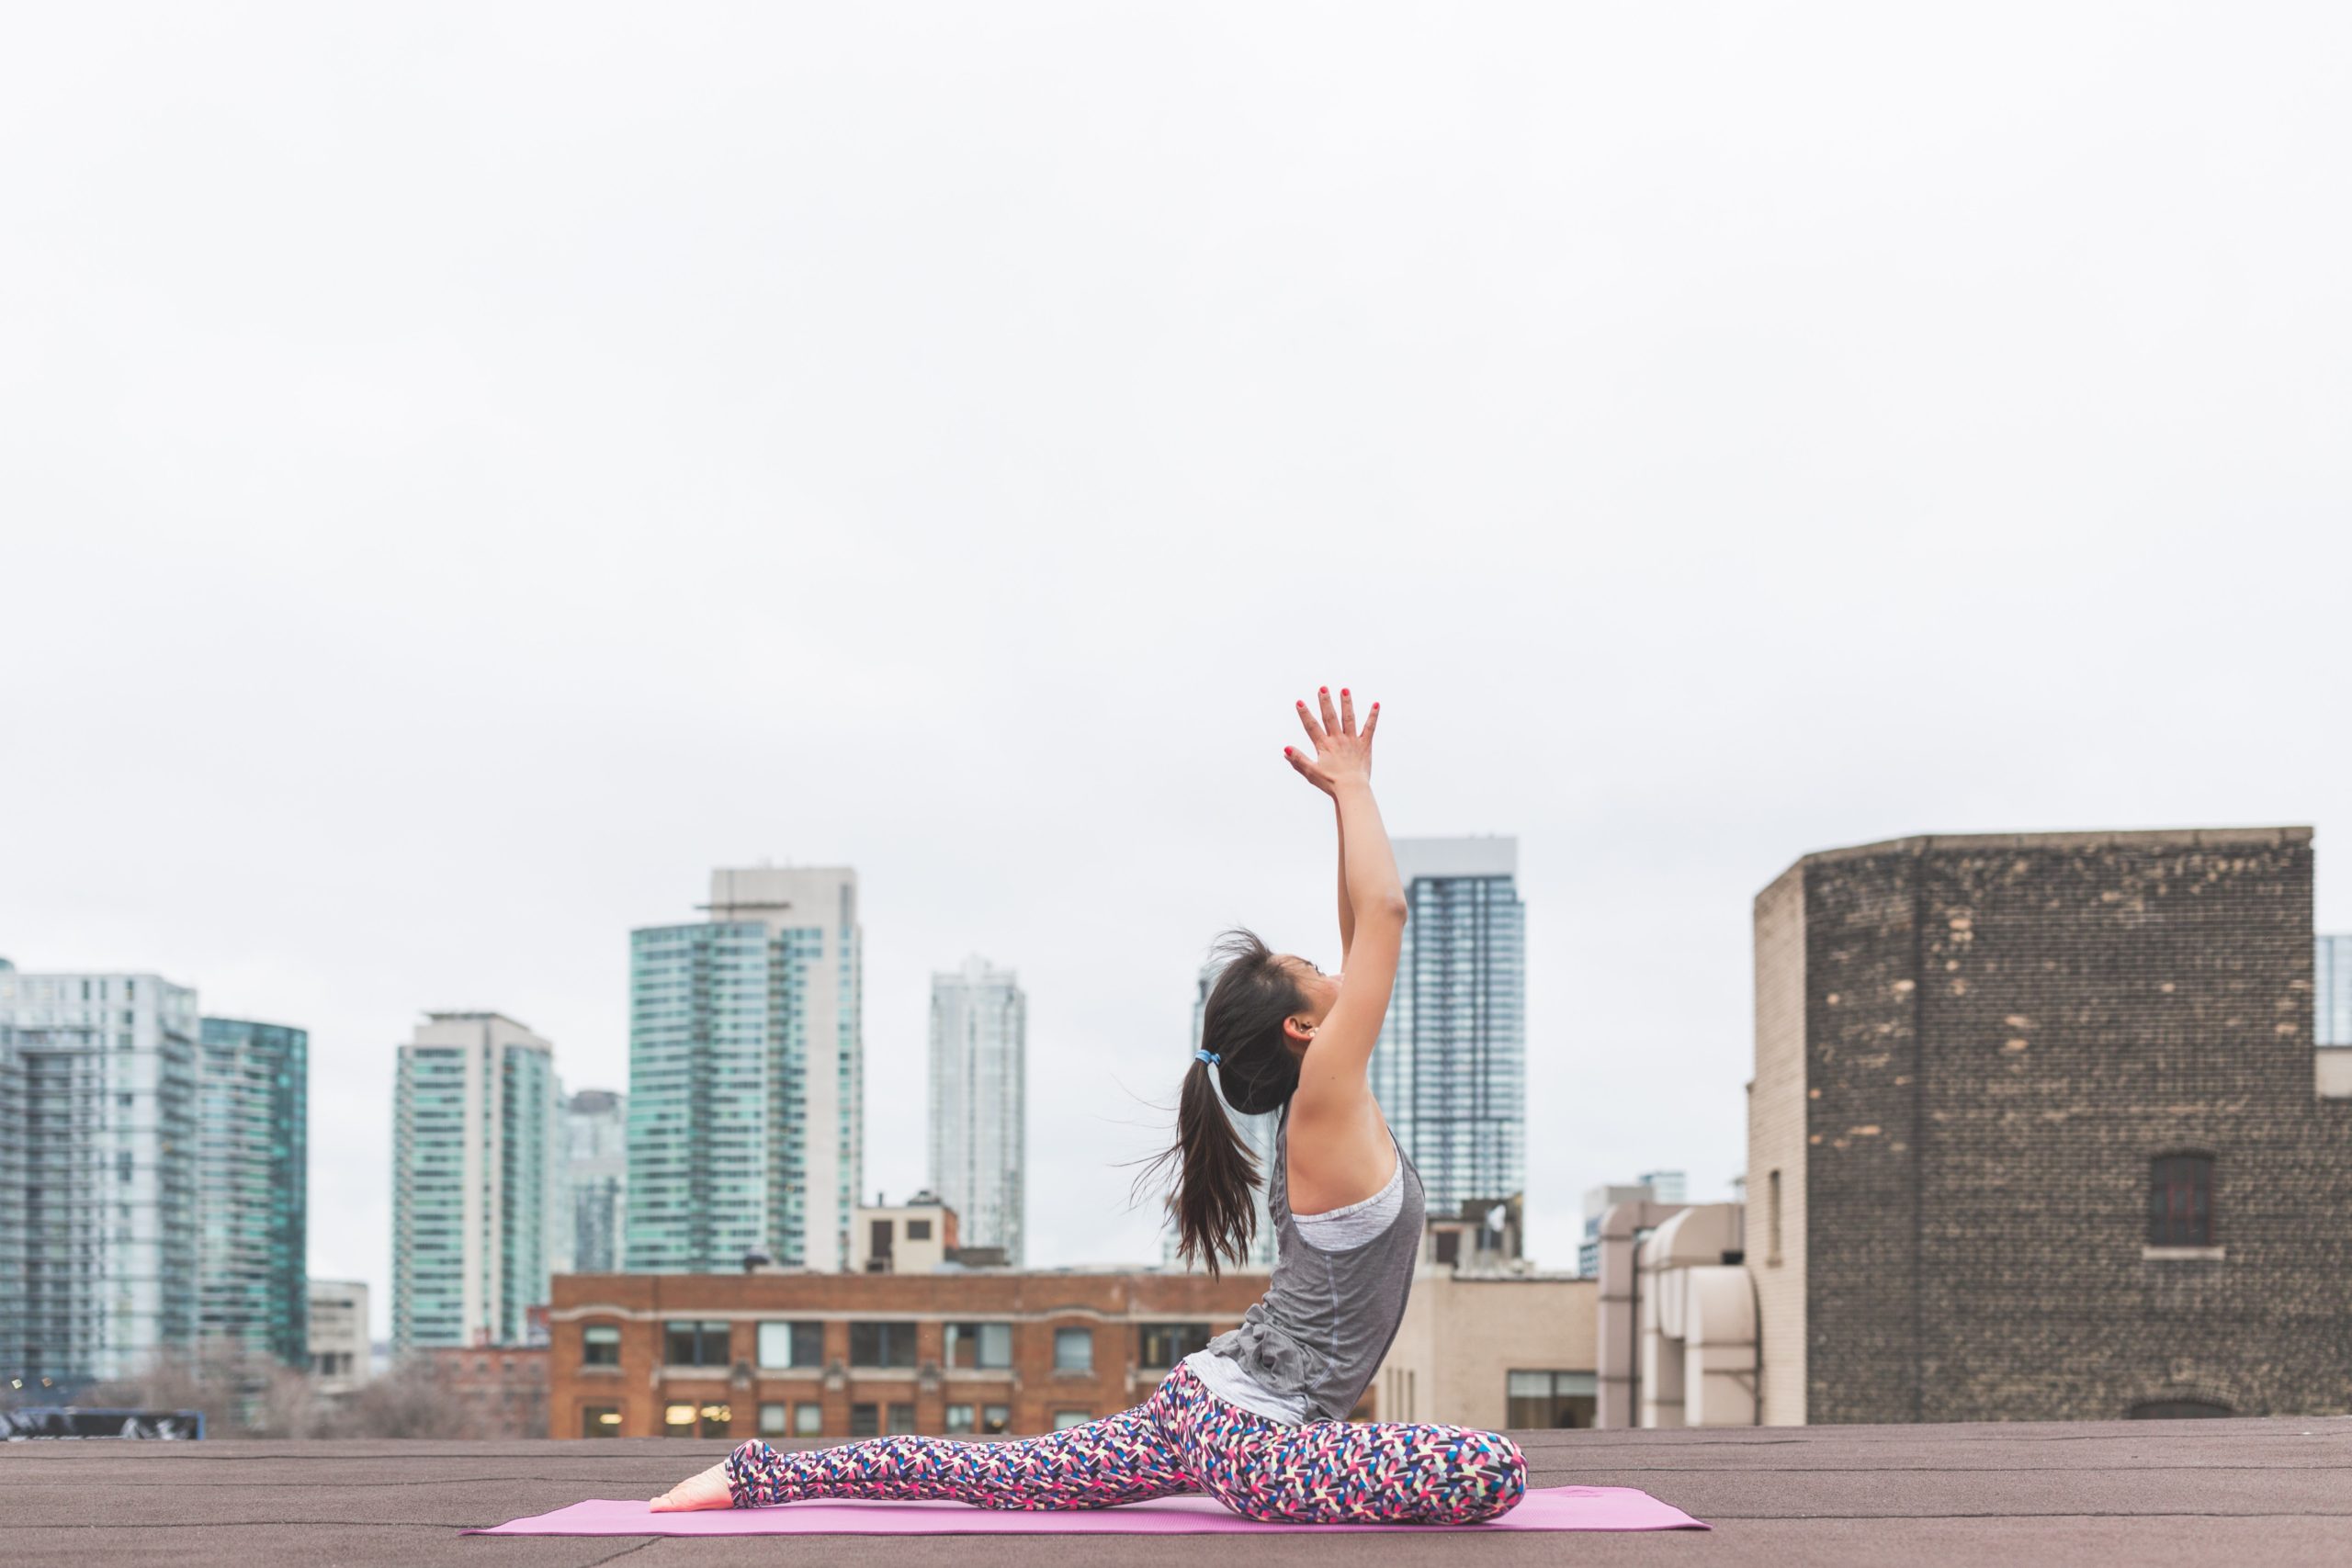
[649, 1461, 734, 1512]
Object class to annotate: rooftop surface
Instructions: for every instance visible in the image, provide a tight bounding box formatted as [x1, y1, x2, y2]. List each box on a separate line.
[6, 1416, 2346, 1568]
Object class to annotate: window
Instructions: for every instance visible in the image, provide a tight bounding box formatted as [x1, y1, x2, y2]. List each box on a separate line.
[582, 1404, 621, 1438]
[759, 1403, 788, 1436]
[982, 1404, 1010, 1434]
[1053, 1410, 1091, 1429]
[757, 1321, 824, 1369]
[887, 1403, 916, 1434]
[866, 1218, 894, 1270]
[2149, 1155, 2213, 1246]
[1768, 1169, 1783, 1265]
[944, 1404, 975, 1434]
[664, 1320, 731, 1366]
[848, 1322, 919, 1368]
[1053, 1327, 1093, 1374]
[699, 1403, 731, 1438]
[1506, 1371, 1597, 1429]
[850, 1403, 880, 1437]
[795, 1403, 823, 1437]
[1433, 1229, 1461, 1266]
[1137, 1323, 1211, 1369]
[944, 1322, 1013, 1369]
[663, 1402, 696, 1437]
[906, 1218, 932, 1240]
[582, 1325, 621, 1366]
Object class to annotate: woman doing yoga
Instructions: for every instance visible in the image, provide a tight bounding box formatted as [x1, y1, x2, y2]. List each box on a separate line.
[649, 688, 1528, 1525]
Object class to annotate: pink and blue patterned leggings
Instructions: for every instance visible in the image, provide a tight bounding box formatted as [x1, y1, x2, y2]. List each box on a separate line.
[725, 1361, 1526, 1526]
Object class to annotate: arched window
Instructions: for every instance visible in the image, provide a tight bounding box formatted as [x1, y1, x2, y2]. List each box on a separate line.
[2148, 1154, 2213, 1247]
[2128, 1398, 2233, 1419]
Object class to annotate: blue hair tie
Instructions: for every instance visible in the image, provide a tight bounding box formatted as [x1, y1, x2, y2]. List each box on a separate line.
[1193, 1047, 1220, 1067]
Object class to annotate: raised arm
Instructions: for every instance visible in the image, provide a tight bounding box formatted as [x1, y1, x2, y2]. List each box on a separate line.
[1331, 683, 1378, 964]
[1283, 689, 1405, 1142]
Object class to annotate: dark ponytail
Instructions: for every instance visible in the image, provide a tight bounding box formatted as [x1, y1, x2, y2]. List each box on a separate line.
[1134, 929, 1305, 1277]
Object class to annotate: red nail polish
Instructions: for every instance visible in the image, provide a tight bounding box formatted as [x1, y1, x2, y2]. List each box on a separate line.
[1319, 687, 1329, 694]
[1340, 688, 1350, 696]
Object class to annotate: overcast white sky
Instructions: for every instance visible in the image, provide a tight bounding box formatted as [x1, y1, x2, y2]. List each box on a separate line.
[5, 5, 2347, 1340]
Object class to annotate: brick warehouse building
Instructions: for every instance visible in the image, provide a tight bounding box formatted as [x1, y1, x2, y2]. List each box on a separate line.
[1749, 826, 2352, 1425]
[547, 1269, 1275, 1440]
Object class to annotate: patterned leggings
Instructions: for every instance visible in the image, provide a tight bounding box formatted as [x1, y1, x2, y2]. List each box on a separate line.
[725, 1361, 1525, 1526]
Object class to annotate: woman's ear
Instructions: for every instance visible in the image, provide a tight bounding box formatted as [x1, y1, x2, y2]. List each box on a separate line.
[1282, 1016, 1317, 1048]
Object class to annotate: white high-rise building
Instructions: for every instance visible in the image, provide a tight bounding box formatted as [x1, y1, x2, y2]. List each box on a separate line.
[927, 957, 1026, 1266]
[0, 962, 200, 1384]
[390, 1012, 558, 1350]
[1162, 959, 1278, 1271]
[628, 866, 865, 1272]
[555, 1089, 628, 1275]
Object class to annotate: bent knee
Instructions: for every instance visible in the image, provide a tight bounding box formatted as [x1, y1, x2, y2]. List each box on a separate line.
[1457, 1430, 1527, 1520]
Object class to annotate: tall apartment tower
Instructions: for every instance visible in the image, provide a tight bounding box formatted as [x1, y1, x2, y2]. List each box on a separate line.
[0, 963, 200, 1384]
[628, 866, 865, 1273]
[1372, 837, 1527, 1214]
[1749, 829, 2352, 1424]
[556, 1089, 628, 1275]
[927, 957, 1027, 1265]
[1162, 958, 1278, 1270]
[390, 1012, 559, 1350]
[196, 1017, 310, 1367]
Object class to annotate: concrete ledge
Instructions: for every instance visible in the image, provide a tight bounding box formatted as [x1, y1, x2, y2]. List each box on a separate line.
[1784, 826, 2312, 874]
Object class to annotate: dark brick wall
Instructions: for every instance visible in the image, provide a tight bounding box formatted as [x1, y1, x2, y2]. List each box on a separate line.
[1797, 829, 2352, 1423]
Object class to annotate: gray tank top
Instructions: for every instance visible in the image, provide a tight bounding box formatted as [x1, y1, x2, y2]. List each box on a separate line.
[1194, 1100, 1426, 1422]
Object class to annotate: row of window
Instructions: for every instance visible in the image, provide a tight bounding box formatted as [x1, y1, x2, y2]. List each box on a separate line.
[586, 1320, 1217, 1374]
[578, 1402, 1091, 1439]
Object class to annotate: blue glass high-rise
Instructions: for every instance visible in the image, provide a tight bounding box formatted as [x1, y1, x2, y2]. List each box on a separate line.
[1371, 838, 1527, 1215]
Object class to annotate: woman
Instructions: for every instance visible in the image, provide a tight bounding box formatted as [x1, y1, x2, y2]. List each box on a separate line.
[650, 688, 1527, 1525]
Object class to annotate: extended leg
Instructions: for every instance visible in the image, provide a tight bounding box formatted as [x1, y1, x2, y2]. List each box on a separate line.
[1156, 1363, 1526, 1525]
[723, 1404, 1195, 1511]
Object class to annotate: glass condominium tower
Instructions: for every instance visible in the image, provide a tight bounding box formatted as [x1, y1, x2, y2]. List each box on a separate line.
[390, 1012, 558, 1350]
[1373, 837, 1527, 1214]
[628, 866, 864, 1273]
[556, 1088, 628, 1275]
[196, 1017, 309, 1367]
[927, 956, 1026, 1265]
[0, 963, 200, 1384]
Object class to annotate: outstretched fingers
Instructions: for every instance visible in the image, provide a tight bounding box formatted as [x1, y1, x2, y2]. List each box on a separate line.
[1317, 685, 1341, 739]
[1360, 699, 1379, 750]
[1295, 697, 1329, 747]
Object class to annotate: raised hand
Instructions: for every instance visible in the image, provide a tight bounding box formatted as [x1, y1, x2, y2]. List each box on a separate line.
[1283, 685, 1379, 795]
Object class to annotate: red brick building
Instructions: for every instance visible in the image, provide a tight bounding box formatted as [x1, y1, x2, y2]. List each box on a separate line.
[548, 1269, 1278, 1441]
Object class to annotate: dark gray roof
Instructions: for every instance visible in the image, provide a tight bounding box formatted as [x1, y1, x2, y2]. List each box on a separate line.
[3, 1416, 2344, 1567]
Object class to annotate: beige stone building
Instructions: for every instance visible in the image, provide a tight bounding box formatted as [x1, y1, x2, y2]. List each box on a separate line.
[1372, 1268, 1598, 1430]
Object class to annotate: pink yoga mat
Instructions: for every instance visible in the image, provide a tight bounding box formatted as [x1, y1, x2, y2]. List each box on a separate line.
[467, 1485, 1708, 1536]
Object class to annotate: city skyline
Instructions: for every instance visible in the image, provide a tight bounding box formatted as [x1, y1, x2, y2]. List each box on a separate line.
[6, 914, 2350, 1357]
